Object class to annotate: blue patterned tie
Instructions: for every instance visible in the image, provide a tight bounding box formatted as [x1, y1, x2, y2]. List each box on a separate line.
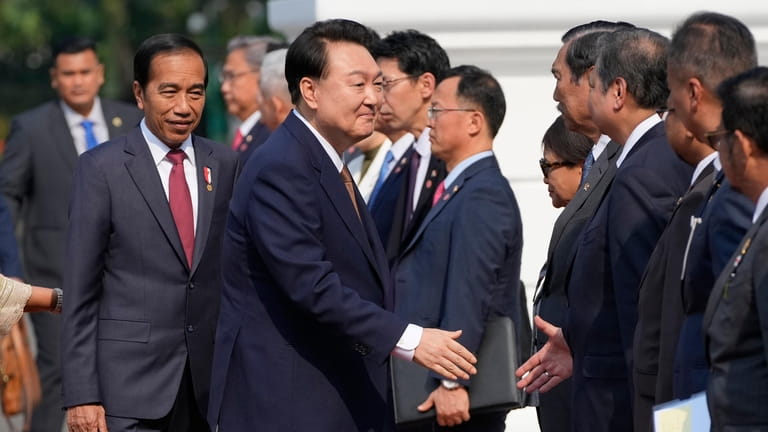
[580, 151, 595, 186]
[81, 119, 100, 150]
[368, 150, 394, 207]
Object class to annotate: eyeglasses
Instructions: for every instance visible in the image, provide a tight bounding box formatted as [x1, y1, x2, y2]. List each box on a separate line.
[539, 158, 575, 178]
[704, 128, 733, 150]
[656, 107, 676, 122]
[427, 106, 478, 121]
[218, 70, 257, 83]
[381, 75, 416, 91]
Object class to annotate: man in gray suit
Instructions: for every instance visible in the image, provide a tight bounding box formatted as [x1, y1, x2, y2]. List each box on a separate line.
[530, 21, 628, 432]
[0, 36, 141, 432]
[704, 66, 768, 430]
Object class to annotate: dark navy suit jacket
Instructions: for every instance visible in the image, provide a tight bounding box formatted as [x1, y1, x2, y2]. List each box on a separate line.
[209, 112, 408, 432]
[61, 128, 239, 420]
[566, 122, 691, 432]
[369, 146, 414, 259]
[704, 204, 768, 429]
[393, 155, 523, 431]
[0, 196, 21, 277]
[235, 119, 271, 165]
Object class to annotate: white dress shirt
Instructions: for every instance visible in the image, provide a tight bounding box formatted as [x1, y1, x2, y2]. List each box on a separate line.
[753, 186, 768, 223]
[593, 134, 611, 160]
[140, 119, 199, 232]
[411, 128, 433, 211]
[237, 110, 262, 136]
[616, 114, 662, 168]
[692, 152, 719, 186]
[60, 96, 109, 155]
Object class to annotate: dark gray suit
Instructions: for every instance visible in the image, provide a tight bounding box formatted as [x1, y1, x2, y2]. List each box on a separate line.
[704, 203, 768, 430]
[61, 127, 238, 426]
[532, 141, 619, 432]
[0, 99, 141, 431]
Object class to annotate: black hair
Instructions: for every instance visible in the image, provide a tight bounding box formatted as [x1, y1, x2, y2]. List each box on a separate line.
[595, 27, 669, 110]
[718, 66, 768, 154]
[52, 36, 97, 65]
[669, 11, 757, 93]
[443, 65, 505, 138]
[133, 33, 208, 89]
[285, 19, 380, 105]
[561, 20, 635, 43]
[542, 115, 593, 163]
[371, 30, 450, 83]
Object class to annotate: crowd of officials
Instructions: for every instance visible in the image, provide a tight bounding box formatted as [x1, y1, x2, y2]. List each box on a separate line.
[0, 9, 767, 432]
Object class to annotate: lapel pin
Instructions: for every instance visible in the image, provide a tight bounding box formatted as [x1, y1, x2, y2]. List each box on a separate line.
[425, 180, 432, 189]
[112, 116, 123, 128]
[246, 135, 253, 142]
[443, 193, 450, 201]
[583, 182, 591, 191]
[431, 169, 437, 177]
[400, 157, 407, 165]
[204, 166, 213, 191]
[452, 185, 459, 193]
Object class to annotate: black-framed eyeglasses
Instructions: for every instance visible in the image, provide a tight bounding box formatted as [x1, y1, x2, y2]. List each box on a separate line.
[218, 69, 257, 83]
[705, 128, 733, 150]
[656, 107, 676, 121]
[382, 75, 416, 91]
[539, 158, 575, 178]
[427, 106, 478, 121]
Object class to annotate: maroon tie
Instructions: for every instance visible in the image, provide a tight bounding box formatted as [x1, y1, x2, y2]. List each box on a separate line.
[232, 129, 243, 151]
[167, 150, 195, 267]
[432, 180, 446, 207]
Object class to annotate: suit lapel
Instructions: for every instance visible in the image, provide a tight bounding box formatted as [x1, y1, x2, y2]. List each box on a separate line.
[403, 157, 495, 255]
[286, 115, 386, 286]
[50, 103, 79, 172]
[102, 100, 129, 138]
[123, 128, 189, 270]
[191, 137, 218, 275]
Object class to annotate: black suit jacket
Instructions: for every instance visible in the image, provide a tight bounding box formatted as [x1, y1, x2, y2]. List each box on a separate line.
[0, 99, 142, 286]
[566, 122, 692, 432]
[235, 120, 271, 164]
[631, 161, 715, 432]
[61, 128, 239, 419]
[532, 140, 619, 432]
[673, 174, 753, 399]
[704, 204, 768, 429]
[369, 147, 413, 260]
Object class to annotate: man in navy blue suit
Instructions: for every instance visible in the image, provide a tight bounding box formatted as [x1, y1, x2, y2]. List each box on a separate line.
[220, 35, 284, 163]
[393, 65, 523, 431]
[665, 12, 757, 401]
[208, 19, 477, 432]
[517, 28, 692, 432]
[61, 34, 239, 432]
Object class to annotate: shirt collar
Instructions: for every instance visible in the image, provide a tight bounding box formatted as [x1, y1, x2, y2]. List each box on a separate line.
[389, 132, 416, 160]
[691, 151, 718, 186]
[753, 186, 768, 223]
[593, 134, 611, 160]
[616, 114, 661, 168]
[238, 111, 262, 136]
[443, 151, 494, 189]
[140, 118, 195, 167]
[413, 128, 432, 157]
[60, 96, 104, 129]
[292, 109, 344, 173]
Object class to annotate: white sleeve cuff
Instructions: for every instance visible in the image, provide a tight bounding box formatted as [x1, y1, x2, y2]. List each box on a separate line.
[391, 324, 423, 361]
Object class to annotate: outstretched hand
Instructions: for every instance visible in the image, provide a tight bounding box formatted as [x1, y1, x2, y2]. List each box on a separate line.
[515, 315, 572, 393]
[413, 328, 477, 380]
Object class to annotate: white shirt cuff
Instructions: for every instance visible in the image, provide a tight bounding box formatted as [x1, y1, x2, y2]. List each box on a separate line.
[391, 324, 423, 361]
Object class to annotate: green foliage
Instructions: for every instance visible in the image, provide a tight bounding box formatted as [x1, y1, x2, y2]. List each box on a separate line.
[0, 0, 282, 143]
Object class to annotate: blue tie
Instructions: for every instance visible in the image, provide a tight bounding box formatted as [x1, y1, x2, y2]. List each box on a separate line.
[81, 119, 99, 150]
[368, 150, 394, 207]
[580, 151, 595, 186]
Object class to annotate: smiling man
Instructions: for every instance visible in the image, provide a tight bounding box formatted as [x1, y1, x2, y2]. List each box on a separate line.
[61, 34, 239, 432]
[208, 19, 478, 432]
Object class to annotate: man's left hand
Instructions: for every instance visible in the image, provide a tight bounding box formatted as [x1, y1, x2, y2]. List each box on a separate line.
[417, 385, 470, 427]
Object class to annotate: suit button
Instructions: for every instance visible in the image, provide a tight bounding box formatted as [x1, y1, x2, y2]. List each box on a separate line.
[189, 282, 195, 290]
[187, 325, 195, 333]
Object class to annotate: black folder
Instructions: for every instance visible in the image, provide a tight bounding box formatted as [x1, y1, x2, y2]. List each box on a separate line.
[390, 316, 526, 425]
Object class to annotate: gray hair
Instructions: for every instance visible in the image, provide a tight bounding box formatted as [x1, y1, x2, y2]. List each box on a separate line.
[226, 35, 284, 70]
[259, 48, 290, 101]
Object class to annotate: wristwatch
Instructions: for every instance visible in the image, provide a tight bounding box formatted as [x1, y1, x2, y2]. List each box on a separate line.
[52, 288, 63, 313]
[441, 380, 462, 390]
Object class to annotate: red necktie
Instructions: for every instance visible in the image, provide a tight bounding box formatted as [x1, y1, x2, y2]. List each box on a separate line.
[432, 180, 445, 207]
[167, 150, 195, 267]
[232, 129, 243, 151]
